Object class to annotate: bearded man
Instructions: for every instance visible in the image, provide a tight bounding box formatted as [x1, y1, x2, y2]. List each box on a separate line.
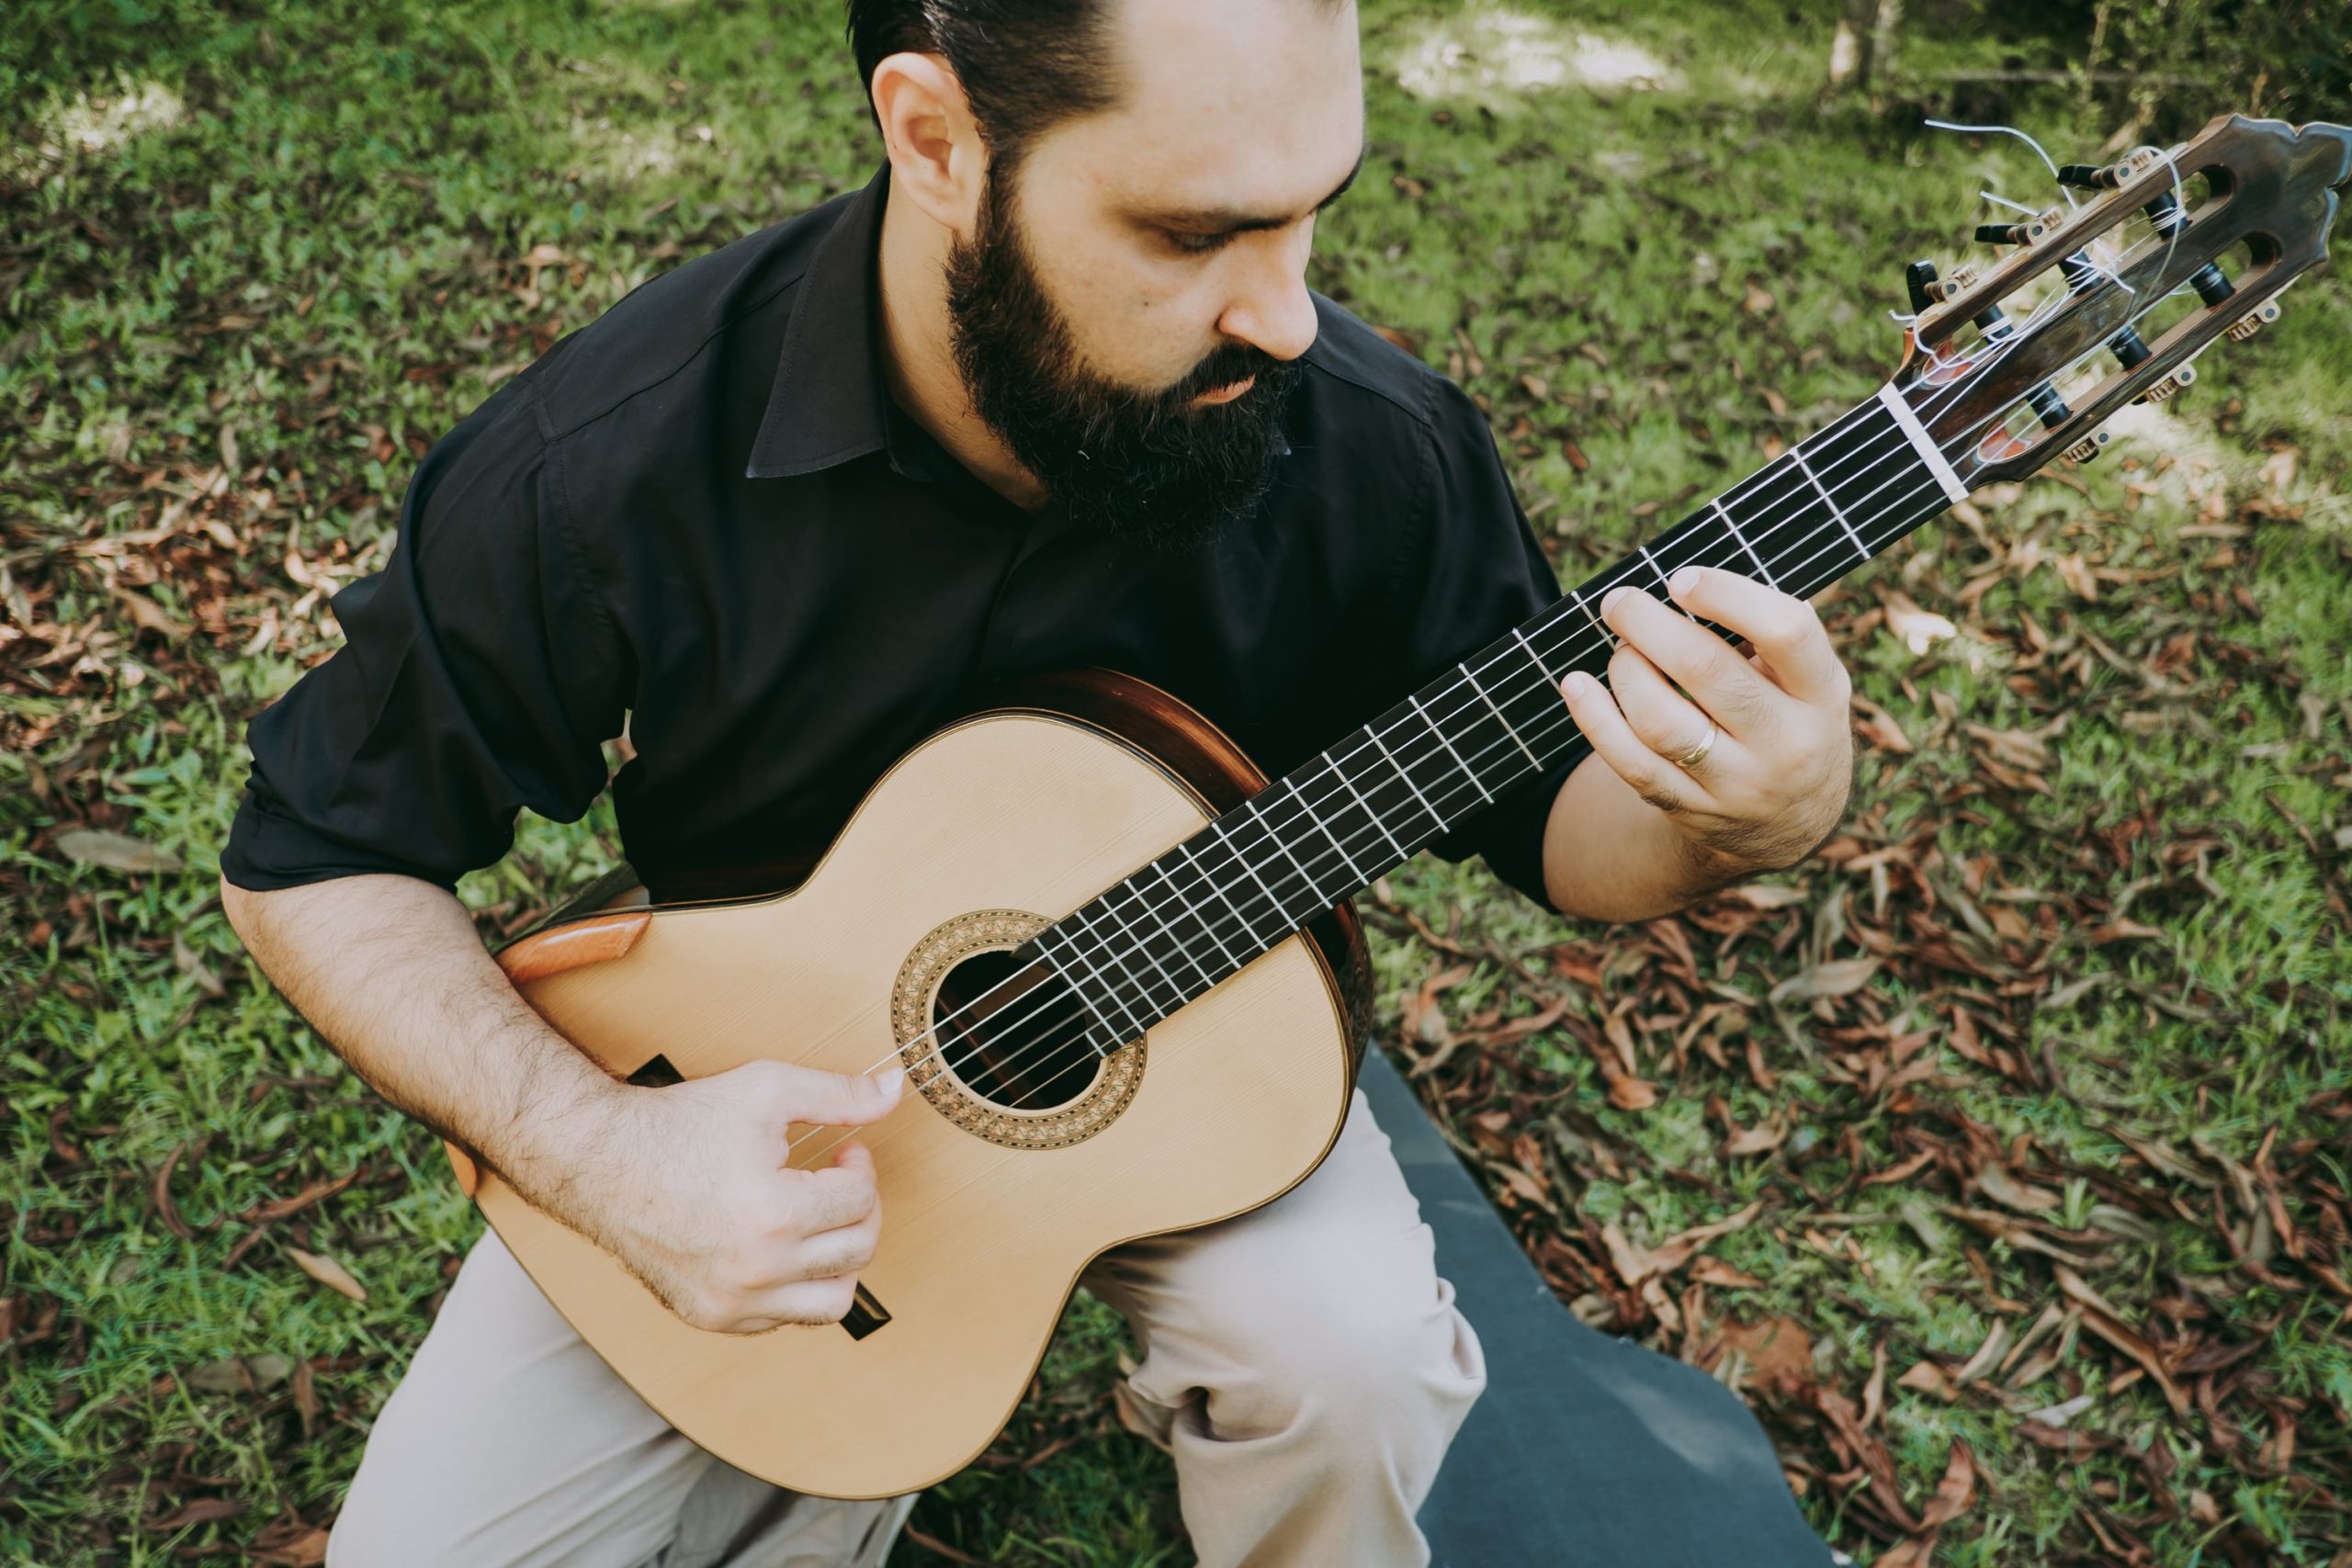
[219, 0, 1857, 1562]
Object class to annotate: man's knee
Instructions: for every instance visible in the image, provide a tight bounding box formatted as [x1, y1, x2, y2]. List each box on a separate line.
[1203, 1270, 1487, 1456]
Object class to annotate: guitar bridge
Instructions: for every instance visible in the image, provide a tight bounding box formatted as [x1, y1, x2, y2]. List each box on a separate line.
[840, 1282, 891, 1340]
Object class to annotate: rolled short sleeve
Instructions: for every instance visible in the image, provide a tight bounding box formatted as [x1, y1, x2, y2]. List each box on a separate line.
[1385, 377, 1582, 913]
[220, 389, 630, 892]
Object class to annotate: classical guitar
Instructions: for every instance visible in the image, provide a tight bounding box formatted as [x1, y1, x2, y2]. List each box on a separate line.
[442, 114, 2347, 1498]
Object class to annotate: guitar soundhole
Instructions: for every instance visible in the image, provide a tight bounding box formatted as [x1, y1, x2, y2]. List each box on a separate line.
[931, 948, 1099, 1112]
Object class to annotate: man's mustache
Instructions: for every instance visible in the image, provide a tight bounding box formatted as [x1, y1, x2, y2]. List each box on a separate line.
[1162, 344, 1284, 406]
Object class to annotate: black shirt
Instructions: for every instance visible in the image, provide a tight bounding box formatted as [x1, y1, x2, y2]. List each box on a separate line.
[220, 166, 1576, 913]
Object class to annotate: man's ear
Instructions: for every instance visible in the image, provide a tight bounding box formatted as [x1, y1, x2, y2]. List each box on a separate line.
[869, 52, 988, 237]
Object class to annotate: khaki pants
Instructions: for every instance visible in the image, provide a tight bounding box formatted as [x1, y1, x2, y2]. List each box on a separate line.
[327, 1085, 1487, 1568]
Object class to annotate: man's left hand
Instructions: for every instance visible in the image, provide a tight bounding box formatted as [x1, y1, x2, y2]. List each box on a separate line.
[1556, 564, 1853, 878]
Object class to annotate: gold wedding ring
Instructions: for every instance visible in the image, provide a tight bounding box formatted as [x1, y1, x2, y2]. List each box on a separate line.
[1670, 721, 1718, 771]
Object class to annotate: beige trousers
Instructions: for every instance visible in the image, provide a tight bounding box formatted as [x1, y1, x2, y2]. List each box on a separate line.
[326, 1084, 1486, 1568]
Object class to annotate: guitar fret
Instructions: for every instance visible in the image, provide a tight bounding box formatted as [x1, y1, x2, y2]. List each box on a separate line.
[1790, 447, 1868, 558]
[1637, 545, 1702, 628]
[1410, 694, 1493, 803]
[1068, 907, 1166, 1029]
[1212, 817, 1292, 930]
[1048, 917, 1150, 1043]
[1174, 842, 1248, 968]
[1323, 752, 1406, 862]
[1249, 795, 1329, 907]
[1568, 586, 1617, 649]
[1511, 626, 1559, 687]
[1078, 895, 1185, 1016]
[1713, 500, 1781, 589]
[1365, 721, 1444, 834]
[1286, 776, 1363, 883]
[1461, 660, 1539, 768]
[1031, 927, 1120, 1055]
[1150, 863, 1224, 983]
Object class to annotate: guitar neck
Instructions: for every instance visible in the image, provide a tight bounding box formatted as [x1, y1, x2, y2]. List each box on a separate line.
[1026, 386, 1966, 1052]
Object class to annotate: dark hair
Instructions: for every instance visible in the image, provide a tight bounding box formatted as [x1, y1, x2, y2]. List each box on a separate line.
[845, 0, 1123, 173]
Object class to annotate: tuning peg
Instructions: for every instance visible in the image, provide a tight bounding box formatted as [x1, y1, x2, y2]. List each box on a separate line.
[2139, 363, 2199, 403]
[1974, 220, 2048, 246]
[2058, 147, 2165, 189]
[2227, 299, 2282, 342]
[2063, 429, 2111, 464]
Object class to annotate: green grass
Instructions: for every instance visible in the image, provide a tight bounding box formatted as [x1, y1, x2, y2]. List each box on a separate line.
[5, 0, 2348, 1562]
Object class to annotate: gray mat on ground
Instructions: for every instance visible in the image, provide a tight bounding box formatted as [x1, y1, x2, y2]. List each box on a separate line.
[1361, 1044, 1839, 1568]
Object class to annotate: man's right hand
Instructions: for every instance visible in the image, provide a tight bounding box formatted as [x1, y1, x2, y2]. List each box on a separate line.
[582, 1057, 907, 1334]
[218, 875, 910, 1337]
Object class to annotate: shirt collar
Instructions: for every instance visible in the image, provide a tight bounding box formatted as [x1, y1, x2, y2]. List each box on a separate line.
[743, 161, 1294, 482]
[744, 164, 895, 480]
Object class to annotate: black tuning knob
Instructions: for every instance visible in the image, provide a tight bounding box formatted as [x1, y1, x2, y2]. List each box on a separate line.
[1905, 259, 1940, 315]
[2058, 252, 2154, 369]
[2142, 190, 2236, 308]
[2056, 162, 2121, 190]
[1974, 221, 2043, 246]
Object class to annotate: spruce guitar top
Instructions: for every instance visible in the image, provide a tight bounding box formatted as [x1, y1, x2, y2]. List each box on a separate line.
[443, 114, 2349, 1498]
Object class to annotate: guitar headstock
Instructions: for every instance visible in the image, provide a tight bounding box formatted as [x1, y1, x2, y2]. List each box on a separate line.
[1890, 113, 2350, 487]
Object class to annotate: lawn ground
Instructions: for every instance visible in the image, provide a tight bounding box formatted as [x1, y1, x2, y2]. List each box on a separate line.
[4, 1, 2348, 1562]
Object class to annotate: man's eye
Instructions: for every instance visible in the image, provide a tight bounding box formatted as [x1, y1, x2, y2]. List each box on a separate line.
[1163, 229, 1235, 255]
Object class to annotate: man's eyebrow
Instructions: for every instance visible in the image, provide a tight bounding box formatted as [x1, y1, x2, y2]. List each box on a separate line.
[1136, 145, 1367, 233]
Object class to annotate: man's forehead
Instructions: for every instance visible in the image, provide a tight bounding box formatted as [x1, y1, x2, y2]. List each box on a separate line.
[1074, 0, 1363, 211]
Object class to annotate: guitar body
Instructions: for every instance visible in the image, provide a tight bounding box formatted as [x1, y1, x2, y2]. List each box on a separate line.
[450, 671, 1371, 1498]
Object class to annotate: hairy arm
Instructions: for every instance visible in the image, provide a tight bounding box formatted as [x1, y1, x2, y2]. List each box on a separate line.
[219, 871, 902, 1330]
[218, 872, 629, 1229]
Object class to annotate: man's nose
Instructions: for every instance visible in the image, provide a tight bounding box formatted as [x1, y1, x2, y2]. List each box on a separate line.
[1217, 229, 1320, 364]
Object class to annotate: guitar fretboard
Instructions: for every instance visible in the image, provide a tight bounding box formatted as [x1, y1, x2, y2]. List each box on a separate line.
[1028, 389, 1961, 1053]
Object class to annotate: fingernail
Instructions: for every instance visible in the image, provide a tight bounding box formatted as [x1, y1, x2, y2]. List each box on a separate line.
[877, 1067, 904, 1095]
[1564, 671, 1594, 698]
[1600, 586, 1631, 615]
[1670, 567, 1701, 598]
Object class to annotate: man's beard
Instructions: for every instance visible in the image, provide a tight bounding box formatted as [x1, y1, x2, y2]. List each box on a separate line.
[944, 173, 1303, 557]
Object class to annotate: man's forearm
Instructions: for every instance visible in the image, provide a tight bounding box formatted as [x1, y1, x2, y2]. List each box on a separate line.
[218, 872, 629, 1225]
[1536, 753, 1751, 923]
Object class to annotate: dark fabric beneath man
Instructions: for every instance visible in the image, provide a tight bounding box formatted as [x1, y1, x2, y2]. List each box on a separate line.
[220, 164, 1572, 913]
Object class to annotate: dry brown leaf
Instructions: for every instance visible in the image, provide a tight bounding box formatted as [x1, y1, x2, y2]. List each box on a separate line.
[1917, 1440, 1979, 1529]
[1690, 1257, 1766, 1289]
[1880, 589, 1956, 654]
[1974, 1164, 2062, 1213]
[2052, 1264, 2189, 1416]
[1897, 1359, 1960, 1401]
[54, 828, 185, 874]
[1711, 1314, 1815, 1387]
[143, 1497, 243, 1530]
[1723, 1114, 1788, 1157]
[287, 1247, 367, 1303]
[1769, 957, 1880, 1005]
